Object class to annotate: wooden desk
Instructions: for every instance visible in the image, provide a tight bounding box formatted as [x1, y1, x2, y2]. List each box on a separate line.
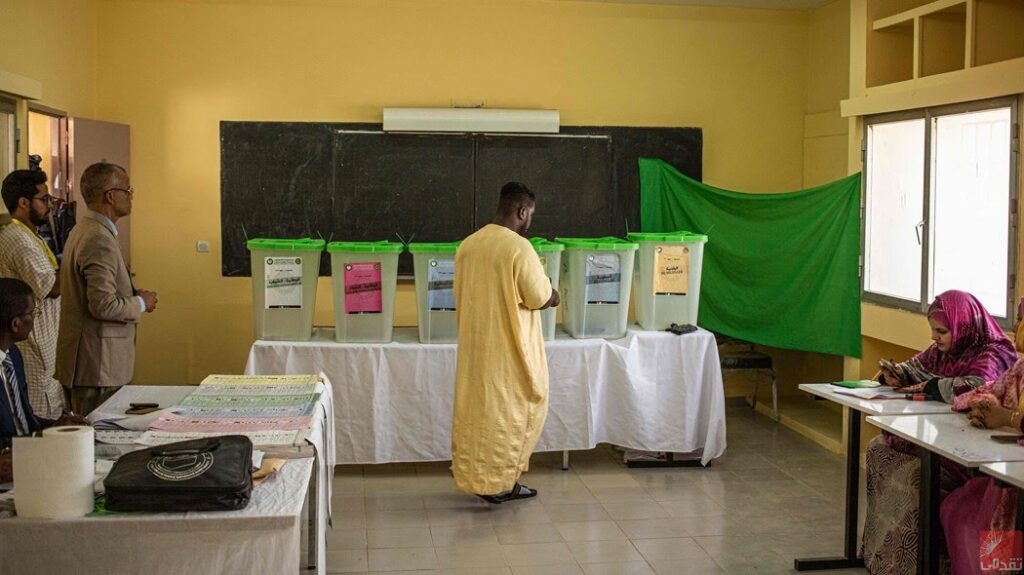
[794, 384, 953, 571]
[867, 413, 1024, 574]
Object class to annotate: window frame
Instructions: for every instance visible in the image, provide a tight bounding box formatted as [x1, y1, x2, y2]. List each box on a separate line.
[861, 96, 1020, 328]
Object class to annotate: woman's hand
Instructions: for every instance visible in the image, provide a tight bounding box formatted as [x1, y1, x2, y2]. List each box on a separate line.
[878, 365, 902, 386]
[897, 380, 929, 392]
[968, 401, 1016, 429]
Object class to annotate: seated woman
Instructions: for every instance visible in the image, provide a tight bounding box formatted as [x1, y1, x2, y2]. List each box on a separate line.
[941, 345, 1024, 574]
[862, 290, 1017, 575]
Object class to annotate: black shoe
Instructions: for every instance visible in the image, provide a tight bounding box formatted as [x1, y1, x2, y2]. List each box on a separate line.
[476, 483, 538, 504]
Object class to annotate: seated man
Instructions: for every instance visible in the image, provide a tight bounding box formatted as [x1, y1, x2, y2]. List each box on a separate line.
[0, 278, 87, 483]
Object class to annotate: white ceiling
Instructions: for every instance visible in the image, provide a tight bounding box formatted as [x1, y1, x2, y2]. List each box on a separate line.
[565, 0, 835, 10]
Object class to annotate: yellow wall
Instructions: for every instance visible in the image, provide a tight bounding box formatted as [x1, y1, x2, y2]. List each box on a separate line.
[74, 0, 815, 384]
[0, 0, 98, 123]
[803, 0, 849, 188]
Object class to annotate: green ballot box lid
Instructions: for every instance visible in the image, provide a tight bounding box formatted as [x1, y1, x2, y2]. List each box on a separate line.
[407, 241, 461, 254]
[554, 237, 639, 251]
[529, 237, 565, 253]
[246, 238, 326, 251]
[327, 241, 405, 253]
[626, 231, 708, 244]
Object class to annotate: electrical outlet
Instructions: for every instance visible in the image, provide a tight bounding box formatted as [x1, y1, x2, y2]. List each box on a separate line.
[196, 240, 210, 253]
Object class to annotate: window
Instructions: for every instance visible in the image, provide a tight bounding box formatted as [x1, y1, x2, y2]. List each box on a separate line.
[863, 97, 1019, 323]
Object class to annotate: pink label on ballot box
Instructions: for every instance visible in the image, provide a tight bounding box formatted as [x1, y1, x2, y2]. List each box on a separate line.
[344, 262, 383, 314]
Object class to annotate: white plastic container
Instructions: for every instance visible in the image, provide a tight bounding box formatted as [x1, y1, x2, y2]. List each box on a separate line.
[627, 231, 708, 330]
[530, 238, 564, 341]
[555, 237, 639, 339]
[247, 238, 325, 341]
[409, 242, 461, 343]
[328, 241, 404, 343]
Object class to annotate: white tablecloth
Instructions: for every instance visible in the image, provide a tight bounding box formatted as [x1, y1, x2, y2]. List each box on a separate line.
[0, 457, 312, 574]
[246, 326, 726, 465]
[0, 382, 335, 575]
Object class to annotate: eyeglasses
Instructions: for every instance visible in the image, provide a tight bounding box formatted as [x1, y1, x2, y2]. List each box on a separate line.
[105, 187, 134, 199]
[31, 195, 54, 205]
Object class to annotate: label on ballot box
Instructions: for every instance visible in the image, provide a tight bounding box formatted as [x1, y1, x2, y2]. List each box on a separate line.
[344, 261, 383, 314]
[585, 254, 621, 304]
[653, 245, 688, 295]
[264, 257, 303, 309]
[427, 259, 455, 311]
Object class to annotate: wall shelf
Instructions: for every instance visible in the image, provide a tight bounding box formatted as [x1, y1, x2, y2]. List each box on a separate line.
[864, 0, 1024, 90]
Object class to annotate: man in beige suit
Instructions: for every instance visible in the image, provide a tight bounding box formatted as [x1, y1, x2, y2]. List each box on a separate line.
[55, 163, 158, 415]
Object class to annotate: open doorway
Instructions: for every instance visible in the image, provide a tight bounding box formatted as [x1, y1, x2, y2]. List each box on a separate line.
[28, 105, 72, 260]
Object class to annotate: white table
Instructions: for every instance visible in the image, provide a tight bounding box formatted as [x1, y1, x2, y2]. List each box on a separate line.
[0, 382, 335, 574]
[247, 326, 727, 466]
[980, 461, 1024, 533]
[794, 384, 955, 572]
[0, 457, 313, 574]
[867, 413, 1024, 574]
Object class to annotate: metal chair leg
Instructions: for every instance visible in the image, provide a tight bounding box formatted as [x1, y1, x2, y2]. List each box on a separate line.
[751, 377, 759, 417]
[771, 373, 779, 421]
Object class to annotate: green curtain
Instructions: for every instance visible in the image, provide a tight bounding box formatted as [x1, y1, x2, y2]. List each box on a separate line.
[639, 158, 862, 357]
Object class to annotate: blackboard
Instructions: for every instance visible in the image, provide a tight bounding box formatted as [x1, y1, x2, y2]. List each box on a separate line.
[221, 122, 701, 277]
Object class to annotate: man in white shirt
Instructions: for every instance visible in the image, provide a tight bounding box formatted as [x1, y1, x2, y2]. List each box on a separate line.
[0, 170, 63, 419]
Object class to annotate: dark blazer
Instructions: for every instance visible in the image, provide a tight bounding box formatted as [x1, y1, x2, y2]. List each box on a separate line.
[1, 345, 44, 449]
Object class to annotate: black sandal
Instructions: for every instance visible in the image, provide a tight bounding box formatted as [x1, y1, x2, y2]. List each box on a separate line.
[476, 483, 538, 504]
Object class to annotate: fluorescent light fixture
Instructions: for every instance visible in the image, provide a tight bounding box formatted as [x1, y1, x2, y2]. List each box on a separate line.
[383, 107, 559, 134]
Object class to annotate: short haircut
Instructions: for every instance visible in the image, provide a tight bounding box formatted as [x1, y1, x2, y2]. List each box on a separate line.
[0, 277, 33, 332]
[497, 181, 535, 215]
[80, 162, 126, 204]
[1, 169, 48, 213]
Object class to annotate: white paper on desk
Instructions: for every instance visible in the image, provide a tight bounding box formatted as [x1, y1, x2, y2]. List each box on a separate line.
[200, 373, 319, 386]
[91, 408, 171, 431]
[94, 429, 144, 444]
[832, 386, 904, 400]
[136, 428, 309, 447]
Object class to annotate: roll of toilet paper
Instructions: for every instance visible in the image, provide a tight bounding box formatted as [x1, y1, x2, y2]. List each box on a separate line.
[12, 425, 95, 518]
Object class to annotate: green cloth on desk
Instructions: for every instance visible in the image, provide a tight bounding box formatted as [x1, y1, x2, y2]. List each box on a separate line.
[638, 158, 862, 357]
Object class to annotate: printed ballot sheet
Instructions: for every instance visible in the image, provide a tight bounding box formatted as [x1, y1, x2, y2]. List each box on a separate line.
[139, 374, 322, 446]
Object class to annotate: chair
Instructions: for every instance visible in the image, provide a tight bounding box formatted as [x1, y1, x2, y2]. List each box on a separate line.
[716, 334, 778, 421]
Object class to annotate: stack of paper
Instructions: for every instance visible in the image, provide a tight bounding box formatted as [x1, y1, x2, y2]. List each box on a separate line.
[831, 385, 904, 400]
[137, 374, 322, 447]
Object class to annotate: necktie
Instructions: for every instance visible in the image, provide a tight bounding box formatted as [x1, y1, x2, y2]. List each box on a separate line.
[2, 354, 30, 436]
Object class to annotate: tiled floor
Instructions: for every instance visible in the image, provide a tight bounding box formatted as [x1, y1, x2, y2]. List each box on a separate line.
[326, 398, 869, 574]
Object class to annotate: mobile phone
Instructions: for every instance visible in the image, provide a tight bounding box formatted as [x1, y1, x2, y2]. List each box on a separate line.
[990, 434, 1022, 444]
[129, 402, 159, 409]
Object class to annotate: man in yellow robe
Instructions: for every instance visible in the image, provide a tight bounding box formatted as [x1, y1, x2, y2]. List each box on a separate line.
[451, 182, 559, 503]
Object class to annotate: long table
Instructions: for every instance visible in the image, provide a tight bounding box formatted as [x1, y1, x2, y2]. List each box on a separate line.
[246, 326, 727, 466]
[0, 382, 335, 574]
[867, 413, 1024, 575]
[794, 383, 955, 572]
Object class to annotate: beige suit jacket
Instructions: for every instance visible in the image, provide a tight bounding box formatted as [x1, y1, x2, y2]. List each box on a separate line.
[55, 210, 141, 388]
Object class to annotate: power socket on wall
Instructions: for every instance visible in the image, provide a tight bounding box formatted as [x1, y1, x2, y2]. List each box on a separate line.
[196, 240, 210, 253]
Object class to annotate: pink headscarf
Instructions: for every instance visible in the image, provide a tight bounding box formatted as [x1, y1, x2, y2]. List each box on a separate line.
[913, 290, 1017, 382]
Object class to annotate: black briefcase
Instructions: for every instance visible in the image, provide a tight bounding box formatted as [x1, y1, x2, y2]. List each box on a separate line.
[104, 435, 254, 512]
